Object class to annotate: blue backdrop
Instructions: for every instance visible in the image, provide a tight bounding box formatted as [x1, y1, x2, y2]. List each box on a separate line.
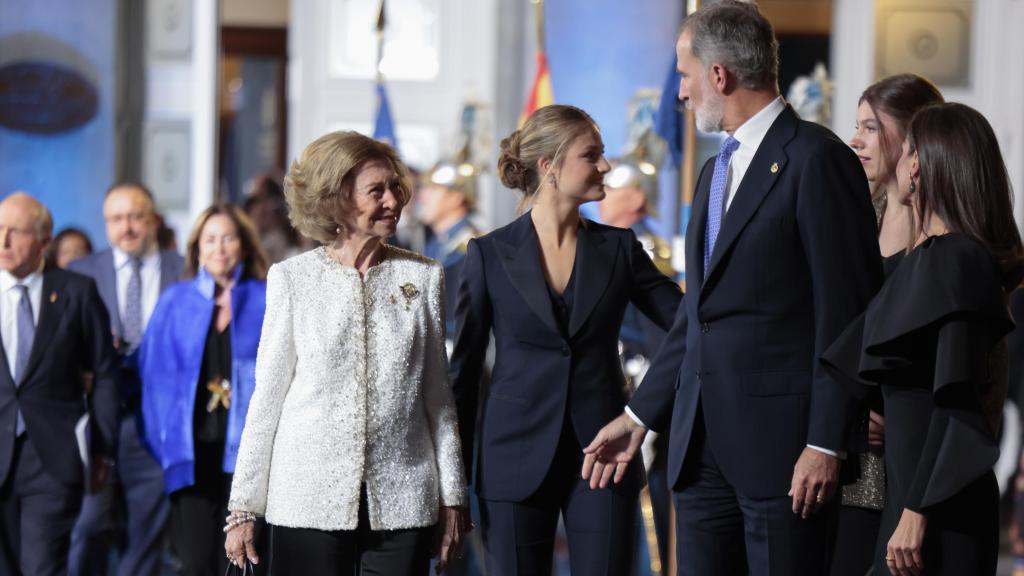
[0, 0, 115, 250]
[544, 0, 684, 234]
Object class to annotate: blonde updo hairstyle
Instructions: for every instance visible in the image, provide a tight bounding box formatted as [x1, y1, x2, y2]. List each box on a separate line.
[284, 131, 413, 243]
[498, 105, 599, 210]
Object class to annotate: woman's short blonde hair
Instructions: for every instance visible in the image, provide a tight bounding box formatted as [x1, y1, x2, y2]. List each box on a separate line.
[284, 131, 413, 243]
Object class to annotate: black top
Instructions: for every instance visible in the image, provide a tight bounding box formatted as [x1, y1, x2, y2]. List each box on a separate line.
[545, 263, 577, 341]
[881, 250, 905, 279]
[194, 309, 231, 445]
[823, 233, 1015, 512]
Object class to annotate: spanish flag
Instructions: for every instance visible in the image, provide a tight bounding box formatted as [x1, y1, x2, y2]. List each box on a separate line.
[520, 51, 553, 125]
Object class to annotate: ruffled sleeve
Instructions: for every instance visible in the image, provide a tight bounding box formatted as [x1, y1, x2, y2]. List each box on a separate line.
[822, 234, 1015, 509]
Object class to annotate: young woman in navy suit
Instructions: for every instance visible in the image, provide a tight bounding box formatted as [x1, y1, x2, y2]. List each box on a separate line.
[449, 104, 682, 575]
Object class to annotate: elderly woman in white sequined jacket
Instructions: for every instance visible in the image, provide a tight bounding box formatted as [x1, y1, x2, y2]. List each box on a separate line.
[224, 131, 470, 575]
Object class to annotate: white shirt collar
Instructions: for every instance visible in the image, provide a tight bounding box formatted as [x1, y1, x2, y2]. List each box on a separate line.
[731, 96, 786, 153]
[0, 260, 44, 293]
[113, 245, 160, 270]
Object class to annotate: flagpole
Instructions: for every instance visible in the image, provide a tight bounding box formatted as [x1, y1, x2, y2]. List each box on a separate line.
[680, 0, 700, 209]
[375, 0, 386, 83]
[531, 0, 545, 55]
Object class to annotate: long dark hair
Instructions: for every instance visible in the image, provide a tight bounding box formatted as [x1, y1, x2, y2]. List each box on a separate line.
[44, 227, 93, 269]
[908, 103, 1024, 283]
[859, 74, 943, 200]
[184, 203, 269, 280]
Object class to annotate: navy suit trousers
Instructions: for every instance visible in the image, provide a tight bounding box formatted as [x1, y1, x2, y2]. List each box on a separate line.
[0, 435, 83, 576]
[674, 407, 839, 576]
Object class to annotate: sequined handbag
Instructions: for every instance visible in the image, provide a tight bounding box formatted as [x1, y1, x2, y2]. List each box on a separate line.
[841, 450, 885, 510]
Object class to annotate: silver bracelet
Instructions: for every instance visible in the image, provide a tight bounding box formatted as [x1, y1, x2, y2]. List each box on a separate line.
[223, 511, 257, 533]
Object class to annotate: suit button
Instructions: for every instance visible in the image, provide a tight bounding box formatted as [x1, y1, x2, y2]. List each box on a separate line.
[700, 323, 710, 333]
[561, 346, 571, 357]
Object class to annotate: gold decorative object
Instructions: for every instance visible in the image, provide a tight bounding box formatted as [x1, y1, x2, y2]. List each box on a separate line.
[770, 162, 779, 174]
[400, 283, 420, 310]
[206, 379, 231, 412]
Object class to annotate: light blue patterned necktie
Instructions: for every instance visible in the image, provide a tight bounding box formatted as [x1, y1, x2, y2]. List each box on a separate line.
[704, 135, 741, 280]
[123, 256, 142, 351]
[13, 284, 34, 435]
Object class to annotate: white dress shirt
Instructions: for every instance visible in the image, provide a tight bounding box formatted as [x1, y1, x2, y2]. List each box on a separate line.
[626, 96, 840, 458]
[0, 264, 43, 381]
[113, 247, 161, 331]
[723, 96, 786, 213]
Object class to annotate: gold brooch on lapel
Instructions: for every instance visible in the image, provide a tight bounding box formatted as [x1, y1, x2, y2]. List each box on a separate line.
[400, 283, 420, 310]
[49, 292, 57, 303]
[770, 162, 780, 174]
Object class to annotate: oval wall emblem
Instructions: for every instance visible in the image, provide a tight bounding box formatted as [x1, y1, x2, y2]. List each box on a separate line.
[0, 60, 99, 134]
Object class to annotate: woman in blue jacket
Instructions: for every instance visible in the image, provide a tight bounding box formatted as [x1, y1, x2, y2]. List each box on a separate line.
[140, 203, 269, 576]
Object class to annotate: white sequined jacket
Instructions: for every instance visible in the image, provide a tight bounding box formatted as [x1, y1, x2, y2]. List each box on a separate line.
[228, 246, 467, 530]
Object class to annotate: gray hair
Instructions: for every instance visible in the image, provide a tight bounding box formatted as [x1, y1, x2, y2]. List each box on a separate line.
[682, 0, 779, 93]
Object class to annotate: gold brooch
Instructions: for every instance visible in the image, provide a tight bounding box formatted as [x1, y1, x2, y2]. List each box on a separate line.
[400, 283, 420, 310]
[770, 162, 779, 174]
[206, 379, 231, 412]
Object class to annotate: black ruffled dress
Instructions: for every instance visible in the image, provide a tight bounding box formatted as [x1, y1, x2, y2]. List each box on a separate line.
[822, 233, 1017, 575]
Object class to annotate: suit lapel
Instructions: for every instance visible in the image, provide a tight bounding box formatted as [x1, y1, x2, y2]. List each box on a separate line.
[0, 300, 13, 391]
[568, 222, 617, 337]
[497, 213, 560, 336]
[22, 271, 68, 385]
[99, 250, 122, 332]
[701, 107, 797, 293]
[688, 161, 713, 285]
[159, 250, 179, 291]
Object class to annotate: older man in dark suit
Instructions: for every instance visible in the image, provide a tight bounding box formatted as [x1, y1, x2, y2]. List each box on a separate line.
[0, 192, 118, 576]
[583, 3, 882, 575]
[68, 182, 183, 576]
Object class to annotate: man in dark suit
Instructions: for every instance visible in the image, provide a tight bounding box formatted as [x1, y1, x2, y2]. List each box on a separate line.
[0, 192, 119, 575]
[583, 3, 882, 574]
[68, 182, 183, 576]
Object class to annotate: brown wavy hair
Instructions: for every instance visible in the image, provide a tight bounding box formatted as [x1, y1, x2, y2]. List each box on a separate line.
[184, 203, 269, 280]
[284, 131, 412, 243]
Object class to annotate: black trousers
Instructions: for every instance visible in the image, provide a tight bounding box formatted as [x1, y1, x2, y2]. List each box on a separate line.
[674, 407, 838, 576]
[170, 440, 267, 576]
[479, 418, 640, 576]
[830, 505, 881, 576]
[270, 487, 434, 575]
[0, 435, 83, 576]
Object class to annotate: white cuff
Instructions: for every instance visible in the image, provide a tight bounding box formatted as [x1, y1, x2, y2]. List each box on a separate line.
[806, 444, 846, 459]
[624, 406, 647, 429]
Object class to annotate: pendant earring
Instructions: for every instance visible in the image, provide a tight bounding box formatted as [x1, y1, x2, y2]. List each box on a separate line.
[908, 179, 916, 194]
[548, 175, 557, 188]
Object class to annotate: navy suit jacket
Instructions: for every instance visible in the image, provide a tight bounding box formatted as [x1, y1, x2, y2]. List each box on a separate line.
[68, 248, 183, 400]
[450, 212, 681, 501]
[628, 106, 883, 499]
[0, 268, 119, 486]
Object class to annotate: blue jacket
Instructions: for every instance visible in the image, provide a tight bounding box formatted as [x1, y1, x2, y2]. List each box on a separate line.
[139, 267, 267, 494]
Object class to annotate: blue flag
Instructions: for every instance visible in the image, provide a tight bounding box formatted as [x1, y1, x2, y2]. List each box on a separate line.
[654, 54, 684, 167]
[373, 82, 398, 148]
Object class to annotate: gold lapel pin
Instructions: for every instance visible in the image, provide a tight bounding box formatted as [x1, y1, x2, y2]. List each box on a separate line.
[770, 162, 780, 174]
[49, 292, 57, 303]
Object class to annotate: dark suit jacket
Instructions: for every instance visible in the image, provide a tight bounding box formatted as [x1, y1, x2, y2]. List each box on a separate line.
[628, 106, 883, 499]
[450, 212, 681, 501]
[0, 268, 119, 486]
[68, 248, 184, 339]
[68, 248, 183, 401]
